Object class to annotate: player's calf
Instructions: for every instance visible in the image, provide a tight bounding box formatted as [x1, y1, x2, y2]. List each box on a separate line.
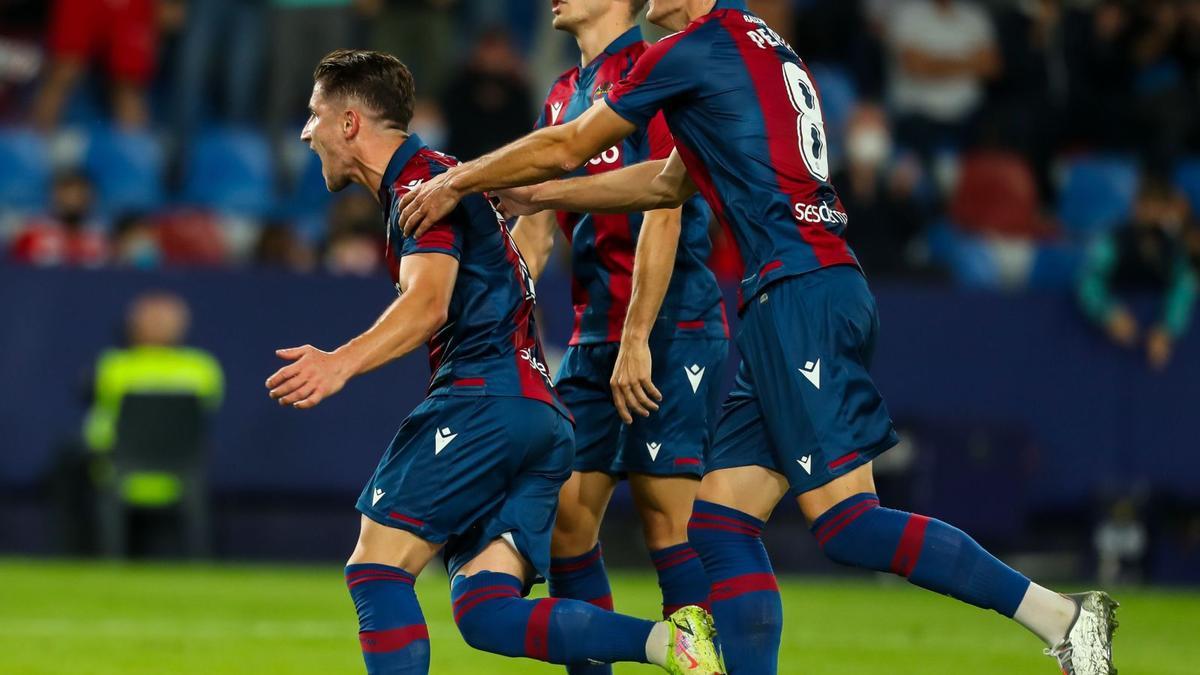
[688, 500, 782, 674]
[346, 564, 430, 674]
[450, 570, 724, 673]
[812, 492, 1091, 653]
[632, 474, 711, 619]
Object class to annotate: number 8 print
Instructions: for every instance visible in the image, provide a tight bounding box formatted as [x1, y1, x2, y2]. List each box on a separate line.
[782, 61, 829, 182]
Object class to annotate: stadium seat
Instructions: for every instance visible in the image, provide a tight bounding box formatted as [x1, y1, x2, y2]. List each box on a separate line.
[1057, 156, 1139, 238]
[83, 126, 166, 216]
[951, 151, 1054, 239]
[0, 128, 51, 211]
[926, 220, 1002, 288]
[182, 127, 276, 217]
[1028, 243, 1084, 290]
[97, 393, 211, 558]
[1173, 158, 1200, 216]
[289, 147, 333, 240]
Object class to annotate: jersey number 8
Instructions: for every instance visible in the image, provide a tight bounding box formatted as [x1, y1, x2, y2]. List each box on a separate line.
[782, 62, 829, 182]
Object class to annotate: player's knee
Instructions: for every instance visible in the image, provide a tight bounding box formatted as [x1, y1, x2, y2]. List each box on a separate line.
[638, 505, 689, 551]
[551, 506, 602, 557]
[812, 498, 884, 568]
[451, 574, 525, 656]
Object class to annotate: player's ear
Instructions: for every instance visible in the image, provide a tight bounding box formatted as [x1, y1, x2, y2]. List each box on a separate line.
[343, 108, 360, 140]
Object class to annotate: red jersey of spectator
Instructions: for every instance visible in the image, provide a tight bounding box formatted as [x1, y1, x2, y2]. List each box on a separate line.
[9, 218, 108, 266]
[49, 0, 157, 84]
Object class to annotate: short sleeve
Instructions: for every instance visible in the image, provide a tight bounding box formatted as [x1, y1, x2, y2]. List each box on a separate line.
[401, 220, 463, 260]
[646, 112, 675, 161]
[605, 33, 698, 128]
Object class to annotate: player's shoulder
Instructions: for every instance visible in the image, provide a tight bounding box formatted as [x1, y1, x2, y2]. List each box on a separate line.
[642, 13, 726, 61]
[545, 65, 581, 96]
[393, 147, 458, 195]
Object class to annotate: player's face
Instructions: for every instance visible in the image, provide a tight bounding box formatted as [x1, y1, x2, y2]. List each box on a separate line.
[300, 83, 353, 192]
[550, 0, 612, 32]
[646, 0, 690, 31]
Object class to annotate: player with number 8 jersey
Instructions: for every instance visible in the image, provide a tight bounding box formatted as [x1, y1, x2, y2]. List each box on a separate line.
[604, 3, 858, 306]
[396, 1, 1119, 673]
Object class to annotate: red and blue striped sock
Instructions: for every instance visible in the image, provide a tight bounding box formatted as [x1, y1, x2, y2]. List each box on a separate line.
[650, 543, 711, 618]
[688, 500, 782, 674]
[451, 571, 654, 666]
[548, 544, 614, 675]
[812, 493, 1031, 618]
[345, 564, 430, 674]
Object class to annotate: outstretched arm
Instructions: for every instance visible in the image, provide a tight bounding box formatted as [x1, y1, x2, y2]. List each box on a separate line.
[266, 252, 458, 408]
[399, 102, 637, 236]
[500, 149, 698, 216]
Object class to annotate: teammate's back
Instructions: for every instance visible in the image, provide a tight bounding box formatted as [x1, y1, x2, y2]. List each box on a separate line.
[380, 137, 566, 416]
[606, 0, 858, 302]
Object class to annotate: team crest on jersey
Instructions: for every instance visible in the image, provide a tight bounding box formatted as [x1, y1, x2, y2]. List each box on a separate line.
[593, 82, 613, 101]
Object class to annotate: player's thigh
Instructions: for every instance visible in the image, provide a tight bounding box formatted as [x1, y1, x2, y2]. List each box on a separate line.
[616, 336, 728, 477]
[348, 514, 443, 575]
[447, 404, 574, 584]
[457, 537, 534, 581]
[702, 359, 789, 521]
[794, 461, 878, 524]
[555, 344, 623, 474]
[696, 467, 790, 523]
[629, 473, 701, 548]
[741, 266, 899, 495]
[356, 396, 526, 555]
[551, 470, 619, 556]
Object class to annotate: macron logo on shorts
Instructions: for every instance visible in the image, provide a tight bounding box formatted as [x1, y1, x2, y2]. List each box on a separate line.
[684, 364, 705, 394]
[372, 488, 385, 506]
[434, 427, 458, 455]
[647, 442, 662, 461]
[798, 456, 813, 474]
[799, 359, 821, 389]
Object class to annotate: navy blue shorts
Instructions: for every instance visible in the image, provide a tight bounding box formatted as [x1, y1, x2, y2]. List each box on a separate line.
[709, 265, 899, 494]
[357, 395, 573, 582]
[554, 336, 728, 477]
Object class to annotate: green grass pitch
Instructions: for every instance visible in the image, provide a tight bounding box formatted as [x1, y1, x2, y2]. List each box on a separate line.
[1, 559, 1197, 674]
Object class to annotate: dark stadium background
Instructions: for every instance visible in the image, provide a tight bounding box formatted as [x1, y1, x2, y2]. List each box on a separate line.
[1, 0, 1198, 591]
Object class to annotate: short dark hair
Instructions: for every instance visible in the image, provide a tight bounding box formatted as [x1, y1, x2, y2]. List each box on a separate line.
[313, 49, 415, 130]
[630, 0, 649, 16]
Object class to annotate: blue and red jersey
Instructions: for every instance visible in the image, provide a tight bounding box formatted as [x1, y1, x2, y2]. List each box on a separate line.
[536, 26, 726, 345]
[605, 0, 859, 309]
[379, 134, 570, 420]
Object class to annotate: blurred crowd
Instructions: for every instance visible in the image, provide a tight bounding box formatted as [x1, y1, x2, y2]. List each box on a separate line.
[2, 0, 1200, 355]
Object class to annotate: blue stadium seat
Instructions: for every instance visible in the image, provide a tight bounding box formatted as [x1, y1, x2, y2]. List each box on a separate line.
[808, 63, 857, 135]
[1028, 243, 1083, 290]
[183, 127, 276, 217]
[926, 220, 1002, 288]
[0, 129, 51, 211]
[291, 149, 332, 216]
[83, 127, 166, 216]
[1057, 156, 1139, 238]
[1173, 158, 1200, 216]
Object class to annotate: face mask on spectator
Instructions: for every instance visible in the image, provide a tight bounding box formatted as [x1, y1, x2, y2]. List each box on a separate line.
[847, 128, 892, 167]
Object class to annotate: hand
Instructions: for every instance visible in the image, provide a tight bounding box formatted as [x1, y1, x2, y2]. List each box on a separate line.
[399, 170, 463, 239]
[266, 345, 351, 409]
[610, 339, 661, 425]
[1146, 326, 1173, 371]
[495, 185, 542, 218]
[1105, 308, 1138, 348]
